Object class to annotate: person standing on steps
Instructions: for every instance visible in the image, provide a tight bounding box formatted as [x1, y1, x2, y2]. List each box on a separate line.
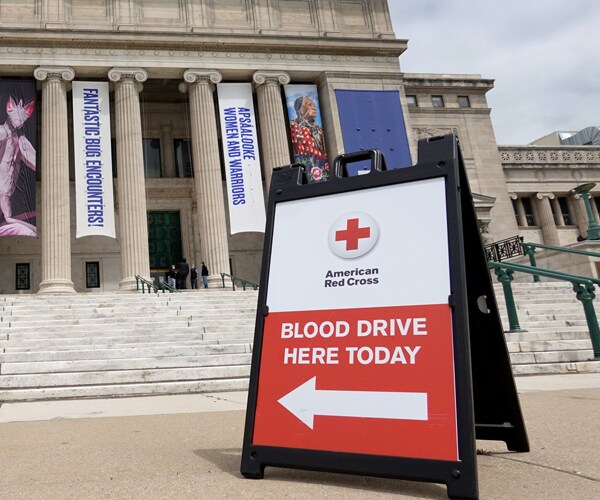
[201, 261, 209, 289]
[168, 264, 177, 289]
[178, 258, 189, 289]
[190, 264, 198, 289]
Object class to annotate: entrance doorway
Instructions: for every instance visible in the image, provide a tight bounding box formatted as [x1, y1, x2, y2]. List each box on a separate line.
[148, 211, 182, 285]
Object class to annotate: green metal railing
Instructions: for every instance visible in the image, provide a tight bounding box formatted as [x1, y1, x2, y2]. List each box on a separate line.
[220, 273, 259, 291]
[488, 261, 600, 359]
[519, 239, 600, 283]
[135, 275, 179, 294]
[159, 280, 180, 293]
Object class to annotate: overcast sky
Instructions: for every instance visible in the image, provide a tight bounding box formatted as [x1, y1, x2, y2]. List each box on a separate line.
[388, 1, 600, 145]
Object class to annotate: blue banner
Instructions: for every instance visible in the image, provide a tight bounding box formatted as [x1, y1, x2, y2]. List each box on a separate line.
[335, 90, 412, 175]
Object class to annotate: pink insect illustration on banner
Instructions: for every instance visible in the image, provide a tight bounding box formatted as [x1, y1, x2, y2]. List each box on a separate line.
[0, 96, 37, 236]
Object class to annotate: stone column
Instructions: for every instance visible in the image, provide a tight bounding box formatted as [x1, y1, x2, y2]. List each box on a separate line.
[108, 68, 151, 290]
[161, 124, 176, 178]
[535, 193, 560, 246]
[180, 69, 230, 287]
[34, 66, 76, 294]
[551, 197, 565, 226]
[252, 71, 291, 190]
[510, 195, 527, 227]
[570, 194, 589, 237]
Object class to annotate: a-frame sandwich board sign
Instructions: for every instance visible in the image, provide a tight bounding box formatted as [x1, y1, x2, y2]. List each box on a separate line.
[240, 134, 528, 500]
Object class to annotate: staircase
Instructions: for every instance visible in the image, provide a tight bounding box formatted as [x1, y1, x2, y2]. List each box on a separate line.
[495, 281, 600, 375]
[1, 283, 599, 403]
[0, 291, 257, 402]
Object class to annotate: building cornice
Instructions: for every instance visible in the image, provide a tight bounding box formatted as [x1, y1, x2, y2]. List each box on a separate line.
[0, 29, 407, 58]
[403, 73, 494, 91]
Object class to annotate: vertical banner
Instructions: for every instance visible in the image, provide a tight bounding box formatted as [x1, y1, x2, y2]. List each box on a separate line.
[335, 90, 412, 175]
[72, 81, 116, 238]
[0, 80, 37, 237]
[217, 83, 266, 234]
[284, 84, 329, 182]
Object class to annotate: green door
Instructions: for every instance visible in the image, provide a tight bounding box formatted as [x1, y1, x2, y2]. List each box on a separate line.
[147, 211, 182, 271]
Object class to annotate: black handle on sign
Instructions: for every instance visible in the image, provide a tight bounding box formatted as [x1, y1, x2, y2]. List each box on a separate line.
[332, 149, 387, 178]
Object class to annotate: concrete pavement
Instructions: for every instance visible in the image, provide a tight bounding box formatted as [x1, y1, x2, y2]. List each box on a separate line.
[1, 374, 599, 499]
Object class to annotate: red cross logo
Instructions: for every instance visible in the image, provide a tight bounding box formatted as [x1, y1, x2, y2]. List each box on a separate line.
[335, 218, 371, 251]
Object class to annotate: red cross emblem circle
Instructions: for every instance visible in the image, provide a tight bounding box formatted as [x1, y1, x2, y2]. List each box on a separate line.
[328, 212, 380, 259]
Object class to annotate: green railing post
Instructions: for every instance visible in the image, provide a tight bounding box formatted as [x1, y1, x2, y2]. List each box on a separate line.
[573, 283, 600, 359]
[221, 273, 225, 288]
[495, 267, 523, 332]
[520, 239, 540, 283]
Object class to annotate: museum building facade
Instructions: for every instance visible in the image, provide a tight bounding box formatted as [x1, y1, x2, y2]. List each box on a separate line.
[2, 0, 576, 294]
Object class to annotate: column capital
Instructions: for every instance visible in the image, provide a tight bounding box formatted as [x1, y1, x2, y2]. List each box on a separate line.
[34, 66, 75, 82]
[252, 70, 291, 86]
[536, 192, 555, 200]
[179, 69, 222, 93]
[108, 68, 147, 93]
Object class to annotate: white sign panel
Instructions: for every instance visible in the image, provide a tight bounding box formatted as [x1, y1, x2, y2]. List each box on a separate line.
[266, 177, 451, 312]
[217, 83, 266, 234]
[72, 81, 115, 238]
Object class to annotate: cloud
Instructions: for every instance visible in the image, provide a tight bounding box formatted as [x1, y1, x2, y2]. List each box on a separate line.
[388, 1, 600, 144]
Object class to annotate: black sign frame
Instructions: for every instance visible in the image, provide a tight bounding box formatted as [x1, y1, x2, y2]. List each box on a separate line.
[240, 135, 528, 500]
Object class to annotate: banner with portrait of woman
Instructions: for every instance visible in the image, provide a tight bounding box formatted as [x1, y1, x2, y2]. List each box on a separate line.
[0, 80, 37, 237]
[284, 84, 329, 183]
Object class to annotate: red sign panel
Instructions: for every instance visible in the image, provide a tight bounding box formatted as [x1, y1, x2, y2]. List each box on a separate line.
[253, 304, 458, 461]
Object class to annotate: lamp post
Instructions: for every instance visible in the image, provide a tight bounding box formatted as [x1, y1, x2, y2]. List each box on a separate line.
[570, 182, 600, 240]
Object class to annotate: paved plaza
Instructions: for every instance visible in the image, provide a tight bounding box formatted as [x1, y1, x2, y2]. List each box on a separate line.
[1, 374, 599, 499]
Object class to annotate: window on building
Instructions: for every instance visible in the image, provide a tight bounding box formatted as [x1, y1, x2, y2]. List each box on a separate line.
[15, 263, 30, 290]
[458, 96, 471, 108]
[142, 139, 162, 178]
[406, 95, 418, 108]
[174, 139, 193, 178]
[432, 95, 444, 108]
[86, 262, 100, 288]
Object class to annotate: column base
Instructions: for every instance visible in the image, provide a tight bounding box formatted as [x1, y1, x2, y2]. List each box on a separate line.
[38, 279, 76, 294]
[120, 275, 152, 292]
[208, 274, 229, 289]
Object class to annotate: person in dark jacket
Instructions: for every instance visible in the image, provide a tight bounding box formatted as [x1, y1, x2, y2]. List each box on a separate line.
[201, 262, 209, 289]
[178, 258, 189, 289]
[190, 264, 198, 289]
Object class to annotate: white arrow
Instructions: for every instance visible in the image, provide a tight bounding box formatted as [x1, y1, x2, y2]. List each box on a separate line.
[278, 376, 428, 429]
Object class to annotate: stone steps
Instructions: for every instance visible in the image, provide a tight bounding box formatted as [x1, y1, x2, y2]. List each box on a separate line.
[0, 281, 598, 402]
[0, 343, 251, 363]
[494, 282, 598, 375]
[0, 290, 258, 402]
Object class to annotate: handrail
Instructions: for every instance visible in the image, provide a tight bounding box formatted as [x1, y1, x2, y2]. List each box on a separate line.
[489, 261, 600, 359]
[220, 272, 259, 291]
[135, 275, 163, 294]
[521, 239, 600, 259]
[159, 281, 180, 293]
[484, 235, 523, 262]
[489, 261, 600, 287]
